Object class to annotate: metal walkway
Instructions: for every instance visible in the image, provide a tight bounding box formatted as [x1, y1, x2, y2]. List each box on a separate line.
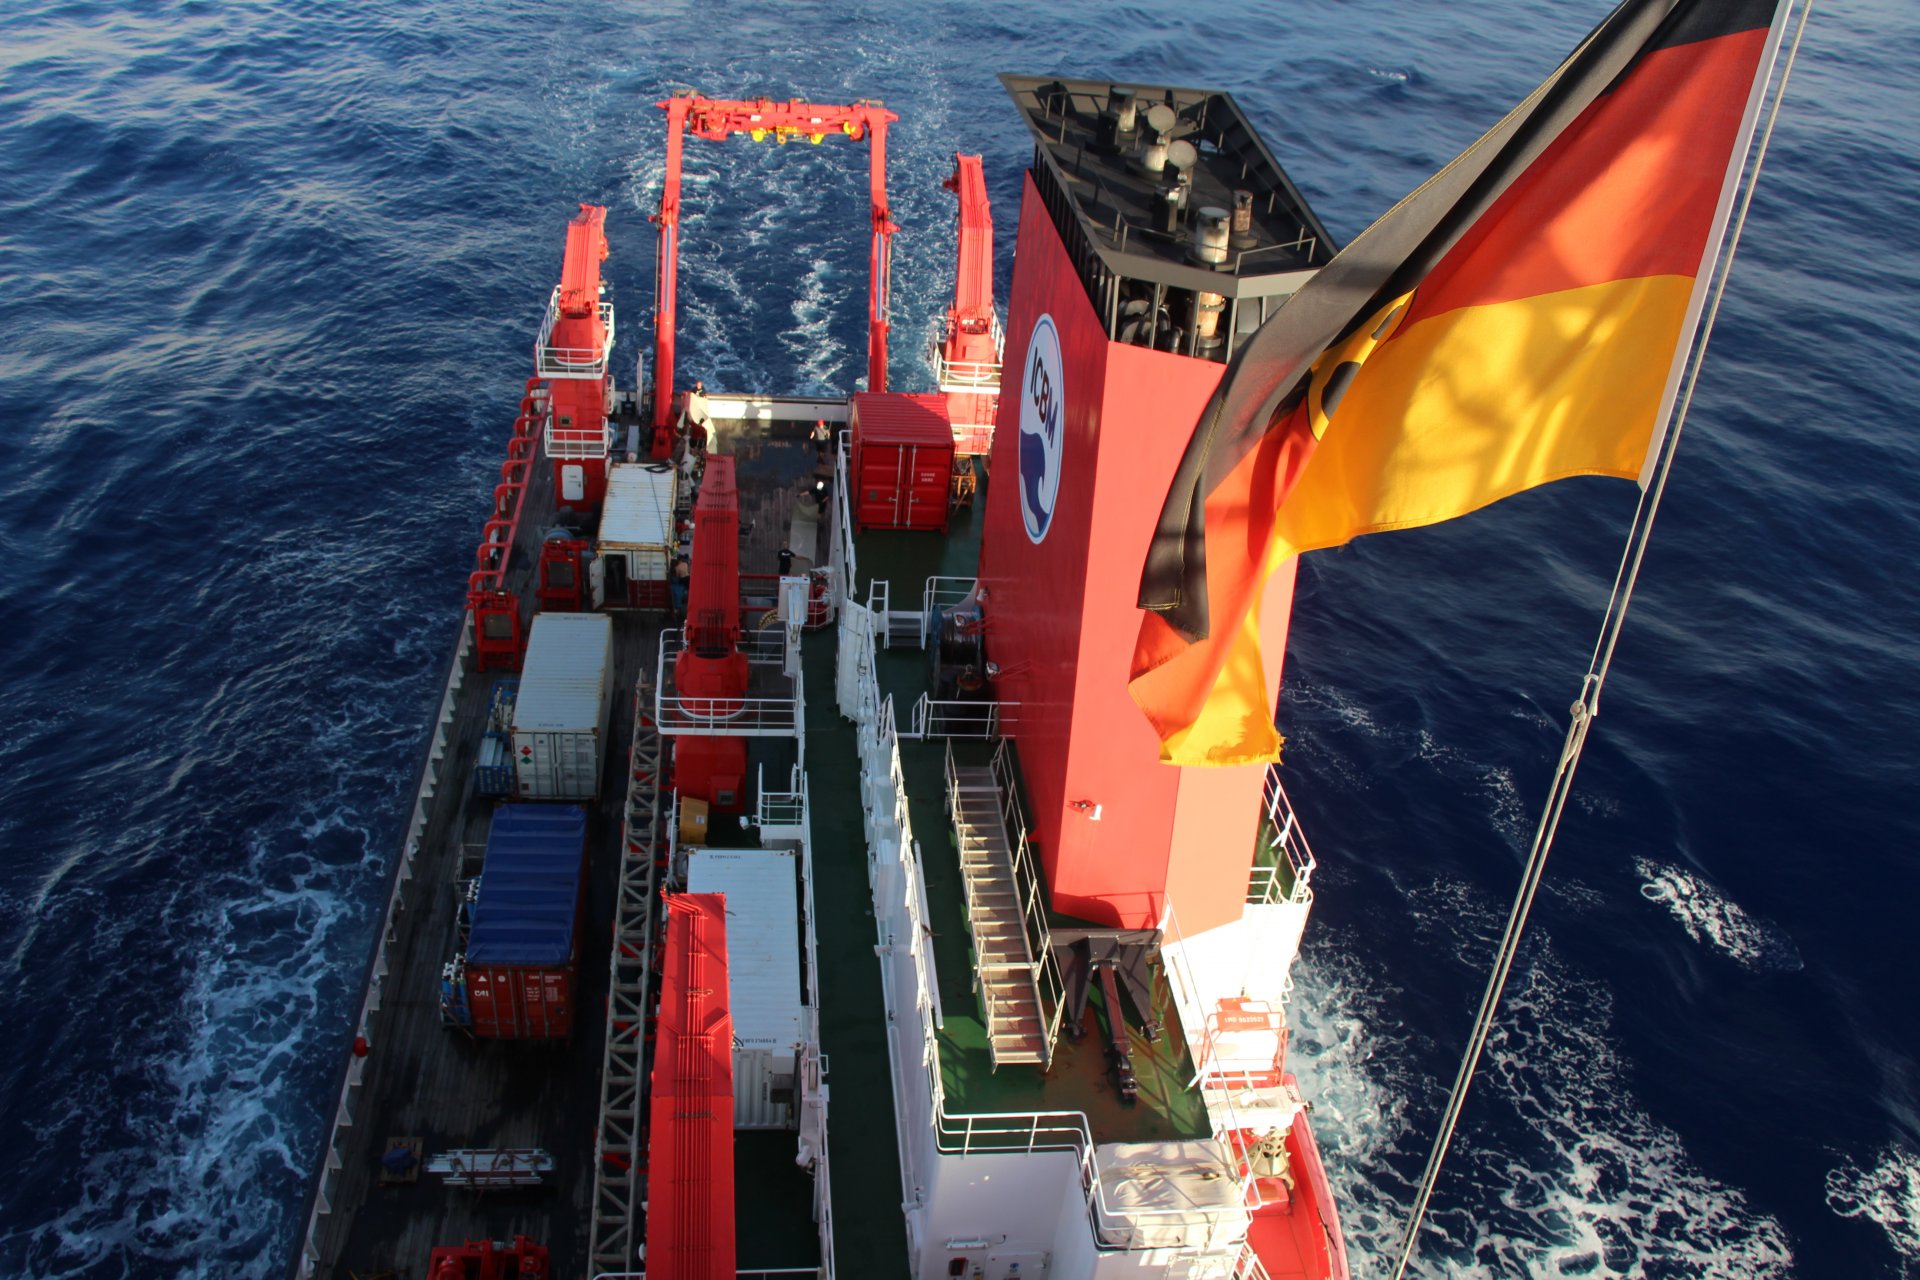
[588, 674, 666, 1275]
[946, 757, 1047, 1068]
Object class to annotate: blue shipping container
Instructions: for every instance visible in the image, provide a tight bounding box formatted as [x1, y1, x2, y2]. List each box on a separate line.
[467, 805, 587, 967]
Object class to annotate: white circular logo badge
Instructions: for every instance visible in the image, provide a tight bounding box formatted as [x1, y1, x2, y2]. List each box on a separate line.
[1018, 314, 1064, 544]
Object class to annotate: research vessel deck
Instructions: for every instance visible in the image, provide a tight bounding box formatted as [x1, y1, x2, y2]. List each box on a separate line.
[293, 79, 1349, 1280]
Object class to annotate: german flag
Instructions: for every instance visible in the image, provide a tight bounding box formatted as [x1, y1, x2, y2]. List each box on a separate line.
[1131, 0, 1789, 766]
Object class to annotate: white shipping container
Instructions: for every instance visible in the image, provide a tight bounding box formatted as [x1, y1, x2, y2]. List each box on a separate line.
[596, 463, 678, 607]
[512, 613, 615, 800]
[687, 848, 805, 1128]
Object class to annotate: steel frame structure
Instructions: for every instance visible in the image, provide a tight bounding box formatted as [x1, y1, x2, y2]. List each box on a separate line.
[587, 676, 667, 1274]
[649, 94, 900, 454]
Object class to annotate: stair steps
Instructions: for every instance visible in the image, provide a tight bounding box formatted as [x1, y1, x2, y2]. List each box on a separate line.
[950, 763, 1048, 1068]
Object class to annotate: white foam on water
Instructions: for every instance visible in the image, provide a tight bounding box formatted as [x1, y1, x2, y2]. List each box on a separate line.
[783, 255, 853, 396]
[1417, 727, 1527, 846]
[1, 520, 437, 1274]
[1288, 886, 1795, 1278]
[1286, 947, 1429, 1259]
[1289, 674, 1392, 746]
[1634, 856, 1804, 974]
[13, 815, 373, 1277]
[1452, 954, 1795, 1277]
[1826, 1143, 1920, 1270]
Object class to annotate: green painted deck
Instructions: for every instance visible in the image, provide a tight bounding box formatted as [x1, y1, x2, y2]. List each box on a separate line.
[901, 731, 1210, 1145]
[734, 1129, 822, 1271]
[848, 469, 1211, 1151]
[850, 458, 986, 603]
[801, 632, 911, 1277]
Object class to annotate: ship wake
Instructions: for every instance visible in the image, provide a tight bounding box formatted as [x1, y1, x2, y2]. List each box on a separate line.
[1289, 906, 1797, 1278]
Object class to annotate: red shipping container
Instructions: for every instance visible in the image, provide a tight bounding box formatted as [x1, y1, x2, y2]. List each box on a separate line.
[465, 965, 576, 1040]
[849, 392, 954, 532]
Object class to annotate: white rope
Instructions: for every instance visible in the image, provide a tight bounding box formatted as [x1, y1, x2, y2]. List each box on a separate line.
[1388, 4, 1813, 1276]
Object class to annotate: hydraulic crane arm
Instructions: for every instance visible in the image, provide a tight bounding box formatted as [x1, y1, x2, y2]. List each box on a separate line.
[937, 154, 1001, 456]
[943, 155, 996, 365]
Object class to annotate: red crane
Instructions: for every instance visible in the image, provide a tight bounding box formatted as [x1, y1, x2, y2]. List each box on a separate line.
[672, 456, 749, 811]
[469, 208, 614, 670]
[538, 204, 614, 510]
[649, 95, 899, 457]
[937, 155, 1001, 456]
[643, 894, 735, 1280]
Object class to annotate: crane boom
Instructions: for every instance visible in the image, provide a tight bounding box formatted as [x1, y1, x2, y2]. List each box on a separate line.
[938, 155, 1001, 457]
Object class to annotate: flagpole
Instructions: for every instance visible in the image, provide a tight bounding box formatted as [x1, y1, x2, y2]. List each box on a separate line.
[1388, 3, 1814, 1276]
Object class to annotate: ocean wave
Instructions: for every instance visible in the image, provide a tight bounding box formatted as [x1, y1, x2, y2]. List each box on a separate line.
[1290, 900, 1795, 1278]
[1827, 1144, 1920, 1272]
[1634, 856, 1804, 974]
[4, 808, 377, 1278]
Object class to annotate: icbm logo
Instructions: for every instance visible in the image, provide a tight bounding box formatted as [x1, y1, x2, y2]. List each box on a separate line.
[1018, 314, 1064, 544]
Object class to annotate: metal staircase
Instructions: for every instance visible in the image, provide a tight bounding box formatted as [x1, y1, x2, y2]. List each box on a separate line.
[947, 748, 1049, 1068]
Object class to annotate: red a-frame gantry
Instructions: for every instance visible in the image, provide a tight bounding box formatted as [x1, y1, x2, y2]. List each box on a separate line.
[648, 94, 900, 457]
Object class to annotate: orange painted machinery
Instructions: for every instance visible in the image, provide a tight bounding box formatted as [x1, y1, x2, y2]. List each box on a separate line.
[470, 206, 616, 670]
[426, 1235, 550, 1279]
[643, 893, 735, 1280]
[536, 533, 591, 613]
[673, 456, 749, 811]
[939, 154, 1000, 456]
[649, 95, 898, 457]
[541, 204, 614, 511]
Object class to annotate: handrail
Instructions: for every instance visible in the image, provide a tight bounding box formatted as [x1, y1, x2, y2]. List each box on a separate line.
[841, 581, 1256, 1258]
[1157, 899, 1268, 1151]
[654, 629, 801, 736]
[905, 694, 1015, 739]
[919, 574, 979, 648]
[1250, 766, 1317, 906]
[785, 761, 835, 1280]
[467, 381, 545, 595]
[991, 740, 1062, 1062]
[932, 1104, 1257, 1250]
[828, 435, 856, 619]
[535, 288, 616, 377]
[924, 313, 1005, 391]
[544, 402, 615, 459]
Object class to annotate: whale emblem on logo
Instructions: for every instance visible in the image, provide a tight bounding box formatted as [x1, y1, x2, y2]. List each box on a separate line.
[1018, 314, 1064, 544]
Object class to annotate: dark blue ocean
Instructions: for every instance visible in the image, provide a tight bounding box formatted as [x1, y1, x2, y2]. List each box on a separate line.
[1, 1, 1915, 1275]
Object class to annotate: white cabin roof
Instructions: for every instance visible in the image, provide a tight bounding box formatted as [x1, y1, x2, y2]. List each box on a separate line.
[512, 613, 612, 733]
[687, 848, 804, 1054]
[598, 463, 677, 550]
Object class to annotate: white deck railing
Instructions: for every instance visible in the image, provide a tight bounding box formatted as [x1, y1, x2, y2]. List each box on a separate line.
[837, 577, 1262, 1262]
[991, 740, 1065, 1057]
[1249, 766, 1317, 906]
[905, 694, 1016, 739]
[918, 575, 980, 648]
[534, 287, 615, 378]
[924, 314, 1005, 392]
[655, 628, 802, 736]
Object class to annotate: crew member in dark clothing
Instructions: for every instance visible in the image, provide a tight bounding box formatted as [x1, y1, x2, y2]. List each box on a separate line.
[777, 544, 795, 577]
[670, 555, 691, 617]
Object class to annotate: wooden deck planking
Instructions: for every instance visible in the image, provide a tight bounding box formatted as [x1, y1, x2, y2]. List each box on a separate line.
[306, 430, 656, 1279]
[302, 401, 836, 1280]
